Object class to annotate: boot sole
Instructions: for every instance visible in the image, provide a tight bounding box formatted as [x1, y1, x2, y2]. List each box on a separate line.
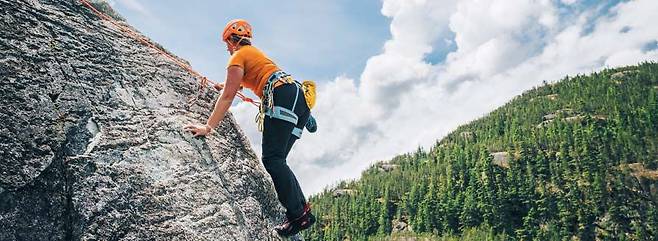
[297, 213, 316, 231]
[275, 213, 316, 238]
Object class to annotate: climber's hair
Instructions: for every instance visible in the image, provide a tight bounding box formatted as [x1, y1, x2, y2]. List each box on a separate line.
[229, 34, 251, 46]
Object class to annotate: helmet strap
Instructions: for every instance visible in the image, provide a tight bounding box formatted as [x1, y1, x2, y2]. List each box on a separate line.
[226, 35, 246, 53]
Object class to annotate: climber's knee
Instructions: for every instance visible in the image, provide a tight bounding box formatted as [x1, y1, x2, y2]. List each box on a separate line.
[262, 155, 286, 173]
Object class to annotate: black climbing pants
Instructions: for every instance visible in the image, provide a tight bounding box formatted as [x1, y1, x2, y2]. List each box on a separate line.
[262, 82, 310, 219]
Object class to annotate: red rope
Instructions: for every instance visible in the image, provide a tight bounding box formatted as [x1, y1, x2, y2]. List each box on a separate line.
[78, 0, 259, 107]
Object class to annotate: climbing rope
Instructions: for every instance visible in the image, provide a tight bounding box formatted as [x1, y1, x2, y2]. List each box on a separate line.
[78, 0, 259, 107]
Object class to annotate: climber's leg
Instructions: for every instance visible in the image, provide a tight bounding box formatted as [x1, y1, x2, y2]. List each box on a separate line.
[282, 108, 310, 208]
[262, 116, 306, 218]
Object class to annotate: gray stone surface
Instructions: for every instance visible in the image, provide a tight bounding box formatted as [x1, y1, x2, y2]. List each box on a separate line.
[0, 0, 284, 240]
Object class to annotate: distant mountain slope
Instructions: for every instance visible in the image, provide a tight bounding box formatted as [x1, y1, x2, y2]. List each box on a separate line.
[304, 63, 658, 241]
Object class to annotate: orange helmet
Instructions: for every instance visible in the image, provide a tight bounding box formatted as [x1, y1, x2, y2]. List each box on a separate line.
[222, 19, 252, 43]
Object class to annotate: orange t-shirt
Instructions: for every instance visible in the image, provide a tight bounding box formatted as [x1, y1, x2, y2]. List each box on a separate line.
[227, 45, 280, 98]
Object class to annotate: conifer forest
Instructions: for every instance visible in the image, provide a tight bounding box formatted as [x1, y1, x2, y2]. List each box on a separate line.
[304, 63, 658, 241]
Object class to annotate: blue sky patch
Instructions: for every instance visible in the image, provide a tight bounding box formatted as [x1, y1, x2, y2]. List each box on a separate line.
[642, 40, 658, 53]
[110, 0, 390, 84]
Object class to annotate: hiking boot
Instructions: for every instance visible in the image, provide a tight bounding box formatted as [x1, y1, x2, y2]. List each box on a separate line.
[275, 203, 316, 237]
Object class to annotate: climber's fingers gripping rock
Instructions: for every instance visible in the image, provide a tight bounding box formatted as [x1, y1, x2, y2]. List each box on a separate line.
[199, 77, 209, 90]
[183, 124, 212, 137]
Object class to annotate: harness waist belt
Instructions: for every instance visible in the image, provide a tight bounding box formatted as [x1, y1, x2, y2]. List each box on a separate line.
[261, 71, 304, 138]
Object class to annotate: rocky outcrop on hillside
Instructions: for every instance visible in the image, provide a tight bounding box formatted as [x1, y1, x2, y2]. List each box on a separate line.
[0, 0, 283, 240]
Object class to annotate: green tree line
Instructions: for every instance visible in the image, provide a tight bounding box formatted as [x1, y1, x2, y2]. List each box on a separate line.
[303, 62, 658, 241]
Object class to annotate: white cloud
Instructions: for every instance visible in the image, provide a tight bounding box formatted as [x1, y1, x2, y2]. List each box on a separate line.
[232, 0, 658, 196]
[561, 0, 578, 5]
[359, 0, 454, 110]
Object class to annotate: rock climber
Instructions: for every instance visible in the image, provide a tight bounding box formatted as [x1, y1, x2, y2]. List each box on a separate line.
[183, 19, 316, 237]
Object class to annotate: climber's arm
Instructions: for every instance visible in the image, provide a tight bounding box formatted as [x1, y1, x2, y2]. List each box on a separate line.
[183, 66, 243, 137]
[205, 66, 243, 130]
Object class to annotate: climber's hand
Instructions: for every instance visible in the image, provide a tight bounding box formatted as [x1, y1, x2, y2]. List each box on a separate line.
[200, 77, 209, 89]
[213, 83, 225, 91]
[183, 124, 212, 137]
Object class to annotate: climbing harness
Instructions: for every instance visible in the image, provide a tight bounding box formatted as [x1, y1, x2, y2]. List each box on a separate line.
[256, 71, 317, 138]
[78, 0, 259, 107]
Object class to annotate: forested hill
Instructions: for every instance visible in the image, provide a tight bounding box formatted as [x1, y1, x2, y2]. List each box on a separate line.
[304, 62, 658, 241]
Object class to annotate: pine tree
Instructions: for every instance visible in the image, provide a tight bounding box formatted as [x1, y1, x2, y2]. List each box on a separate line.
[459, 186, 479, 230]
[377, 187, 392, 235]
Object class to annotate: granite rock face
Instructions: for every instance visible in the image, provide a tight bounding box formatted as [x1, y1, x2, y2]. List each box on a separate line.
[0, 0, 283, 240]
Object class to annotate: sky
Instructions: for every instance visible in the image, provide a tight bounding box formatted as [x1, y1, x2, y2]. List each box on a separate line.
[106, 0, 658, 196]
